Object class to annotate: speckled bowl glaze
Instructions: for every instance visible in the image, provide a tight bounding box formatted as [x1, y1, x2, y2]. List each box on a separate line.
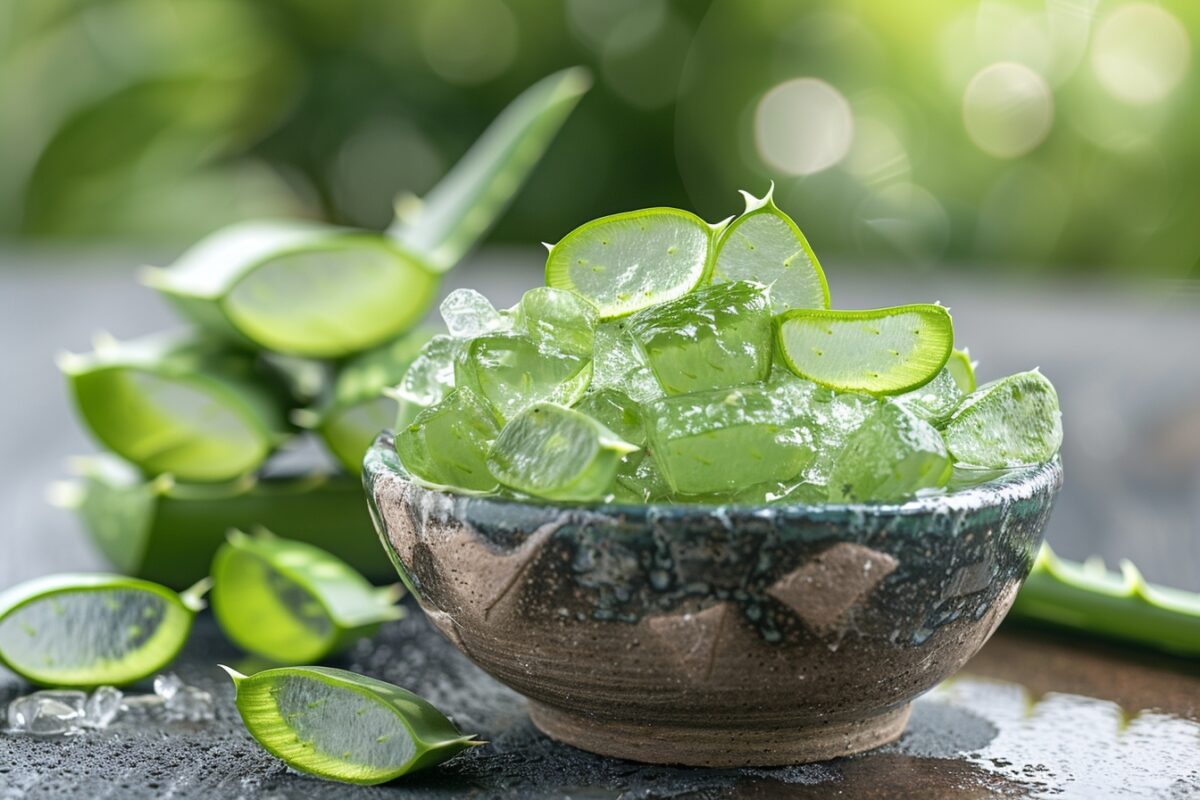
[363, 433, 1062, 767]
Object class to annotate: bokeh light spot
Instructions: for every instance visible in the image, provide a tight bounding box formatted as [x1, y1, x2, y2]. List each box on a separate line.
[1091, 3, 1190, 106]
[962, 62, 1054, 158]
[419, 0, 518, 86]
[754, 78, 854, 176]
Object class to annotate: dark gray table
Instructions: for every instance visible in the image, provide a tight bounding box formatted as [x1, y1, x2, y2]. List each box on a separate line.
[1, 249, 1198, 798]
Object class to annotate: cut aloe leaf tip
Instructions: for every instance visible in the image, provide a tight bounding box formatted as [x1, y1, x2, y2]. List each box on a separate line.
[223, 665, 479, 785]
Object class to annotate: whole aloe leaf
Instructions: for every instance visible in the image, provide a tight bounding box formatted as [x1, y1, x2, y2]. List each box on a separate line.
[59, 331, 292, 482]
[390, 66, 592, 271]
[1009, 544, 1200, 657]
[52, 455, 389, 589]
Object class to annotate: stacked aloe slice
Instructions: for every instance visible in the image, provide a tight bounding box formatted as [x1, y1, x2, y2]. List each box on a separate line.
[54, 69, 592, 585]
[395, 186, 1063, 505]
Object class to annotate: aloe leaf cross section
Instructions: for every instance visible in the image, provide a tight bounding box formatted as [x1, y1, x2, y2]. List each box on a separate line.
[0, 573, 209, 688]
[774, 304, 954, 395]
[223, 665, 479, 785]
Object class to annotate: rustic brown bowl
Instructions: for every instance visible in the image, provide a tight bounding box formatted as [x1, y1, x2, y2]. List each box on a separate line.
[364, 433, 1062, 767]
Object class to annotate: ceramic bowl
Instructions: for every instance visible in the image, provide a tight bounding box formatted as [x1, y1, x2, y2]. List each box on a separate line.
[363, 432, 1062, 767]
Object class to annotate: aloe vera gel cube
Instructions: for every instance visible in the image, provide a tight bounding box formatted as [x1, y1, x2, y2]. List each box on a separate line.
[627, 281, 772, 396]
[455, 333, 592, 422]
[591, 321, 663, 404]
[394, 388, 500, 492]
[645, 383, 815, 496]
[827, 402, 951, 503]
[514, 287, 598, 356]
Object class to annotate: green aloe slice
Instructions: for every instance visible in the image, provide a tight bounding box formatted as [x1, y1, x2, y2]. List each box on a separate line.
[0, 573, 208, 688]
[711, 185, 830, 313]
[514, 287, 598, 356]
[941, 370, 1062, 468]
[626, 280, 772, 395]
[774, 304, 954, 395]
[486, 403, 636, 502]
[390, 67, 592, 271]
[144, 222, 440, 358]
[545, 207, 719, 319]
[294, 328, 434, 474]
[59, 331, 291, 482]
[645, 383, 816, 496]
[395, 387, 502, 493]
[55, 455, 387, 590]
[211, 530, 403, 664]
[892, 367, 964, 428]
[454, 333, 592, 422]
[946, 348, 977, 394]
[223, 665, 479, 785]
[827, 402, 951, 503]
[1009, 544, 1200, 657]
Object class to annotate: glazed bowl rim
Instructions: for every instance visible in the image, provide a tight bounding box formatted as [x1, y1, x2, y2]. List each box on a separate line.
[364, 431, 1064, 523]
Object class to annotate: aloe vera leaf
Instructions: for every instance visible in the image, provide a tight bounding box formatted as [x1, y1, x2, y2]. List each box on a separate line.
[390, 67, 592, 271]
[0, 573, 208, 688]
[59, 330, 292, 482]
[142, 222, 439, 358]
[294, 328, 435, 474]
[212, 529, 404, 664]
[54, 455, 389, 590]
[1009, 544, 1200, 657]
[711, 184, 830, 313]
[223, 665, 479, 785]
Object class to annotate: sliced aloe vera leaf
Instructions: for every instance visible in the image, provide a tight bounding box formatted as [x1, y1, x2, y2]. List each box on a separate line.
[0, 573, 208, 688]
[892, 367, 963, 428]
[295, 328, 435, 474]
[711, 185, 830, 313]
[627, 280, 772, 395]
[774, 304, 954, 395]
[224, 665, 478, 785]
[946, 348, 978, 394]
[827, 402, 952, 504]
[211, 529, 403, 664]
[486, 403, 636, 502]
[1009, 544, 1200, 656]
[57, 454, 388, 590]
[454, 333, 592, 422]
[395, 387, 502, 493]
[59, 331, 291, 483]
[645, 383, 816, 496]
[390, 67, 592, 271]
[514, 286, 598, 356]
[143, 222, 439, 358]
[545, 207, 719, 319]
[941, 370, 1062, 468]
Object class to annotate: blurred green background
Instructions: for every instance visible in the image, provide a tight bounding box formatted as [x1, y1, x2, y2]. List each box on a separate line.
[3, 0, 1197, 277]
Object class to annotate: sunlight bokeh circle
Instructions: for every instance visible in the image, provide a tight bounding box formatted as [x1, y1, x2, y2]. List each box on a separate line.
[754, 78, 854, 176]
[962, 62, 1054, 158]
[1091, 3, 1190, 105]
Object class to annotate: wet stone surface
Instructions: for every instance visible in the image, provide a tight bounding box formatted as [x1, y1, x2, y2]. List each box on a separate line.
[1, 609, 1196, 799]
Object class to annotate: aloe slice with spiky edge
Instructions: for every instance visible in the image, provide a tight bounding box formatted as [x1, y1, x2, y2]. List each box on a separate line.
[144, 68, 591, 358]
[774, 304, 954, 395]
[53, 455, 388, 589]
[0, 573, 209, 688]
[941, 370, 1062, 468]
[390, 66, 592, 271]
[293, 327, 435, 474]
[946, 348, 977, 394]
[486, 403, 637, 502]
[711, 184, 830, 313]
[545, 207, 724, 319]
[59, 330, 292, 482]
[222, 665, 480, 785]
[1009, 544, 1200, 657]
[211, 529, 404, 664]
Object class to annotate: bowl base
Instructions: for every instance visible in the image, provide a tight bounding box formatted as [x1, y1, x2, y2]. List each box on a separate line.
[527, 701, 912, 768]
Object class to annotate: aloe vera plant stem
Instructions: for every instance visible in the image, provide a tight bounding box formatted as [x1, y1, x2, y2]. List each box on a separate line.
[1009, 543, 1200, 657]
